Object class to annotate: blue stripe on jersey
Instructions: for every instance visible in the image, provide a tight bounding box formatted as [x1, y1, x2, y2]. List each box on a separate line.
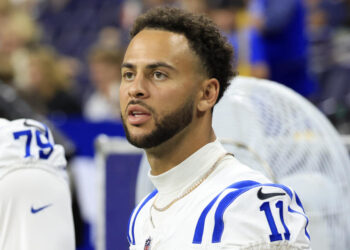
[290, 191, 310, 240]
[192, 195, 220, 244]
[288, 206, 310, 240]
[127, 207, 136, 244]
[295, 192, 305, 212]
[212, 187, 257, 243]
[129, 189, 158, 245]
[212, 183, 293, 243]
[193, 180, 261, 244]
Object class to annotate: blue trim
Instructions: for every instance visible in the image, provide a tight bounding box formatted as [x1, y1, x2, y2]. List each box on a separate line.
[212, 187, 254, 243]
[212, 183, 293, 243]
[193, 195, 220, 244]
[192, 180, 260, 244]
[295, 192, 305, 212]
[293, 191, 310, 240]
[130, 189, 158, 245]
[288, 206, 310, 240]
[127, 207, 136, 244]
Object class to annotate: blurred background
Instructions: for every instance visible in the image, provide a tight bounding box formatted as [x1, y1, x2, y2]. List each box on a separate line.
[0, 0, 349, 249]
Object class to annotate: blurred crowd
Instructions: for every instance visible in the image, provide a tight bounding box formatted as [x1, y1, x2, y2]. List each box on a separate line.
[0, 0, 349, 129]
[0, 0, 350, 248]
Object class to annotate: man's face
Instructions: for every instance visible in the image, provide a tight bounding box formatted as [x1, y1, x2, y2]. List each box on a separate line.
[120, 29, 203, 148]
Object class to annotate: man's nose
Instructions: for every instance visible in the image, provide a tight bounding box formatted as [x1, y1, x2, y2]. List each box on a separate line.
[128, 74, 149, 99]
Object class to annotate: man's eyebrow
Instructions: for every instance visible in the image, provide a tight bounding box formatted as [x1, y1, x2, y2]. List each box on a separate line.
[146, 62, 177, 71]
[121, 63, 134, 69]
[121, 62, 177, 72]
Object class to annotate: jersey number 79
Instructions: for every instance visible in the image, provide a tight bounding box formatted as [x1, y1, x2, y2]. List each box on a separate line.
[13, 128, 54, 159]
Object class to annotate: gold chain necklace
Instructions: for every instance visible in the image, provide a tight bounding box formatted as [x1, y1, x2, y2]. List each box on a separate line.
[149, 152, 233, 227]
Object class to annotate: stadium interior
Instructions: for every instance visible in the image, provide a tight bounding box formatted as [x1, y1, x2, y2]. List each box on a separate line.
[0, 0, 349, 249]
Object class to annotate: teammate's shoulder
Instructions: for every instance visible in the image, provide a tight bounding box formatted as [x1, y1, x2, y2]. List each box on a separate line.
[0, 118, 66, 170]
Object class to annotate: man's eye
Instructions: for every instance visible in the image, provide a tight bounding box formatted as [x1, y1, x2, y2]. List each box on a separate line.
[153, 71, 167, 80]
[123, 72, 135, 80]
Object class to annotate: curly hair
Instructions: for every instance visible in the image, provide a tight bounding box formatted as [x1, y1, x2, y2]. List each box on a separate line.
[130, 7, 236, 103]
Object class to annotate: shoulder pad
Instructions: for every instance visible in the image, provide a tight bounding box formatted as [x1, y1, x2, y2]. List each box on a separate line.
[0, 118, 66, 169]
[193, 182, 310, 248]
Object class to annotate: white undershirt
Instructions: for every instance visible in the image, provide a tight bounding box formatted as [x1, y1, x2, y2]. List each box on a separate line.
[148, 139, 227, 208]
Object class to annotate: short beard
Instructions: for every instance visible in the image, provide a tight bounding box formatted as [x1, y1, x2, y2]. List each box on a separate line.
[122, 97, 194, 149]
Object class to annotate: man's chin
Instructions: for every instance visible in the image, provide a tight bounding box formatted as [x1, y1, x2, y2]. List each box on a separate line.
[123, 123, 154, 147]
[126, 136, 156, 149]
[124, 131, 153, 147]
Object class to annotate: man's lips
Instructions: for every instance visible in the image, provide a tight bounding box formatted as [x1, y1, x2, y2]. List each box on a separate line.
[127, 105, 152, 125]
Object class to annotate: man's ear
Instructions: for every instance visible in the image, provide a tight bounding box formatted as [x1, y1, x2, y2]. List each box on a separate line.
[197, 78, 220, 112]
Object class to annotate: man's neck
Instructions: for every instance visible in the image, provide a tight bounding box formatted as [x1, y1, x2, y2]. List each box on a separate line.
[146, 120, 216, 176]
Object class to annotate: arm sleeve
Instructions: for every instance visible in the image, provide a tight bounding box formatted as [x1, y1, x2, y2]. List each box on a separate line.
[218, 185, 311, 249]
[0, 168, 75, 250]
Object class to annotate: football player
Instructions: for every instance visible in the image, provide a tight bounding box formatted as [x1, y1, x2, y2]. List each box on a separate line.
[120, 7, 311, 250]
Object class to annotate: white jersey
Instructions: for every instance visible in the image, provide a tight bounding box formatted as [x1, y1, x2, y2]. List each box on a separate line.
[0, 118, 75, 250]
[128, 140, 310, 250]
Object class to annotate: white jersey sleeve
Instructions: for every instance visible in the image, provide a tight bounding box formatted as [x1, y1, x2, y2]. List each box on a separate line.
[216, 183, 311, 249]
[0, 118, 75, 250]
[0, 118, 66, 170]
